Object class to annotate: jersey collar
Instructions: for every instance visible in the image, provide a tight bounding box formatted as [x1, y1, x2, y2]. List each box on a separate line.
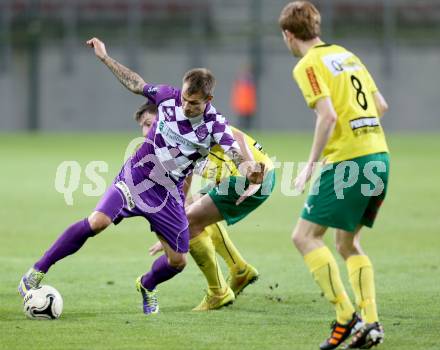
[312, 42, 332, 49]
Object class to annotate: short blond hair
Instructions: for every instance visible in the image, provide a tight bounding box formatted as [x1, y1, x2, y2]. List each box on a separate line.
[279, 1, 321, 41]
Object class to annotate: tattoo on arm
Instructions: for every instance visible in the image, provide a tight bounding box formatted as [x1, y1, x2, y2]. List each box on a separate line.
[225, 149, 245, 169]
[101, 55, 145, 94]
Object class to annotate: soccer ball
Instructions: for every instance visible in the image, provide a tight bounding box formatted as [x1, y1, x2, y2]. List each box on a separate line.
[23, 285, 63, 320]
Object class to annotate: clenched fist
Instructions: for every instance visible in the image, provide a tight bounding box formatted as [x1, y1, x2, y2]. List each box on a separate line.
[86, 37, 107, 60]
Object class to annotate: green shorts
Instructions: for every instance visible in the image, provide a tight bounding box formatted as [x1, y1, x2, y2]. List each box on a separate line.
[201, 169, 276, 225]
[301, 153, 390, 232]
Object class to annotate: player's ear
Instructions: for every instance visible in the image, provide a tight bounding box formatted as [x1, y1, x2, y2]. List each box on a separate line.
[283, 29, 293, 40]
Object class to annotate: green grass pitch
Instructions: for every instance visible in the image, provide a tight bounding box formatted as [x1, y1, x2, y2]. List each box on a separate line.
[1, 132, 439, 349]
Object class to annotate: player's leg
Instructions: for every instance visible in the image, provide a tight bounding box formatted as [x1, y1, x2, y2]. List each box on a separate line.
[336, 227, 383, 348]
[186, 194, 235, 310]
[299, 153, 388, 349]
[293, 218, 360, 350]
[187, 192, 224, 236]
[208, 222, 247, 274]
[336, 226, 379, 323]
[136, 186, 190, 314]
[136, 237, 187, 314]
[293, 218, 357, 323]
[343, 153, 389, 348]
[141, 236, 187, 287]
[187, 194, 248, 282]
[205, 171, 276, 295]
[36, 211, 110, 272]
[209, 222, 258, 295]
[188, 189, 250, 275]
[18, 185, 122, 297]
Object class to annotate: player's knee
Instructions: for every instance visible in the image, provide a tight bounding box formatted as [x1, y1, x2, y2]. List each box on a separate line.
[88, 212, 111, 234]
[292, 230, 304, 250]
[167, 253, 187, 270]
[187, 215, 203, 237]
[335, 241, 360, 260]
[335, 241, 346, 257]
[189, 227, 202, 239]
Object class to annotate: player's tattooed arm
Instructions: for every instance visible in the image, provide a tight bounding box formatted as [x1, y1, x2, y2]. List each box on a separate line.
[86, 37, 145, 95]
[232, 128, 254, 163]
[225, 148, 266, 205]
[225, 149, 245, 169]
[101, 55, 145, 94]
[225, 149, 265, 185]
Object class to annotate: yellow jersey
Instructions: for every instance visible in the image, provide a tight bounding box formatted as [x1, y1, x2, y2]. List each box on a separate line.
[196, 127, 273, 183]
[293, 42, 389, 163]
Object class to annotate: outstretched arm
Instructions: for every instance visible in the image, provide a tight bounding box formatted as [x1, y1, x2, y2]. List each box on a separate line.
[86, 37, 145, 95]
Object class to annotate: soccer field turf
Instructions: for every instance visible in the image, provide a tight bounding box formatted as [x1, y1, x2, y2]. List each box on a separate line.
[1, 133, 439, 350]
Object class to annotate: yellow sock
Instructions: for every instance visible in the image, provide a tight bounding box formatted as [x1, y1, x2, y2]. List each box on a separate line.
[304, 246, 355, 324]
[189, 229, 227, 293]
[347, 255, 378, 323]
[208, 222, 247, 274]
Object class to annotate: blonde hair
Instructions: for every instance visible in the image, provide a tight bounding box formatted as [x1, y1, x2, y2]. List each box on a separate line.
[279, 1, 321, 41]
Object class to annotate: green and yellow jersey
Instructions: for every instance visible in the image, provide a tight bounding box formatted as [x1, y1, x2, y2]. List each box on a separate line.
[197, 126, 273, 183]
[293, 42, 389, 163]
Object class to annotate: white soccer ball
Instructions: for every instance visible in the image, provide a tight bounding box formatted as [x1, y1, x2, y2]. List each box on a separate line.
[23, 285, 63, 320]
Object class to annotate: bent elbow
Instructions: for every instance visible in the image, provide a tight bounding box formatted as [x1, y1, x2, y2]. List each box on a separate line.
[381, 102, 389, 115]
[325, 112, 337, 125]
[377, 103, 388, 117]
[374, 92, 389, 116]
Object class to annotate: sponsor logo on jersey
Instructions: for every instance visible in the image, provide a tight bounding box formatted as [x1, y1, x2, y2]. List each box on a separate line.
[146, 86, 158, 95]
[306, 67, 322, 96]
[322, 52, 362, 76]
[195, 124, 209, 141]
[350, 117, 380, 130]
[115, 181, 136, 210]
[159, 121, 199, 148]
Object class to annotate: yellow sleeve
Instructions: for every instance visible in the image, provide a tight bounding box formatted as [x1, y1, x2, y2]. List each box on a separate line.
[363, 65, 379, 93]
[293, 63, 330, 109]
[199, 146, 239, 183]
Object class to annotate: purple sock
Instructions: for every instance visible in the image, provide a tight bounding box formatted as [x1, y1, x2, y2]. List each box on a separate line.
[34, 218, 95, 273]
[141, 255, 183, 291]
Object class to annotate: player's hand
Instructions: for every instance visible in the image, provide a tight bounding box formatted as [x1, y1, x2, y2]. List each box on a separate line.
[246, 162, 266, 185]
[86, 37, 107, 60]
[148, 241, 164, 256]
[294, 162, 314, 193]
[236, 183, 261, 206]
